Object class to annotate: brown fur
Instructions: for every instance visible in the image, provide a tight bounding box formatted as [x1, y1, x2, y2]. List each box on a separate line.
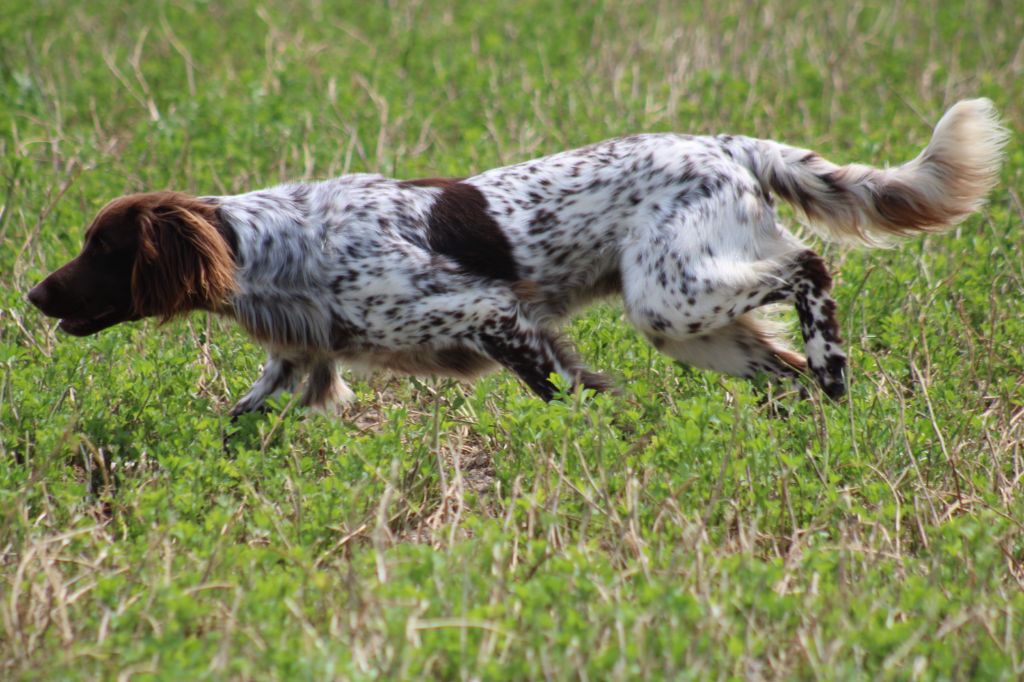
[424, 181, 519, 282]
[122, 192, 236, 319]
[27, 192, 236, 337]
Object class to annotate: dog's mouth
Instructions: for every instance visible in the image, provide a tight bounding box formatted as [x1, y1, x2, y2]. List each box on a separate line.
[57, 309, 130, 336]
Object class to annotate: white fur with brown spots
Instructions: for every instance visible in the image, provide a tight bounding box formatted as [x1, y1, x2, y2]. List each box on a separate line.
[28, 99, 1007, 412]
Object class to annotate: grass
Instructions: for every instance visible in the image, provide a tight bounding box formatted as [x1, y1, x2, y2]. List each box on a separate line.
[1, 0, 1023, 678]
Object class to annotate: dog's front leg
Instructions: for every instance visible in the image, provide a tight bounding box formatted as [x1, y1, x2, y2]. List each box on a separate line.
[300, 360, 355, 413]
[229, 354, 305, 416]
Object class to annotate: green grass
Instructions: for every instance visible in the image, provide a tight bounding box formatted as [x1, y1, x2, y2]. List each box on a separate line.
[2, 0, 1023, 679]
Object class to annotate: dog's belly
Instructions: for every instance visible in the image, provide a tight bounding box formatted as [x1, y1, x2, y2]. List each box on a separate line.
[338, 345, 497, 380]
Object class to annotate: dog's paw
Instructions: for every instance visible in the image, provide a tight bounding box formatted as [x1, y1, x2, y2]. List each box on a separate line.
[813, 355, 847, 401]
[229, 396, 267, 417]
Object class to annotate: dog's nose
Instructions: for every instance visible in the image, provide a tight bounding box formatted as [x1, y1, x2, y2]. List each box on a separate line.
[26, 284, 47, 310]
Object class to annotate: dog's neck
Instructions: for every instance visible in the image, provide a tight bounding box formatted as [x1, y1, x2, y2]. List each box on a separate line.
[207, 185, 340, 350]
[210, 189, 315, 279]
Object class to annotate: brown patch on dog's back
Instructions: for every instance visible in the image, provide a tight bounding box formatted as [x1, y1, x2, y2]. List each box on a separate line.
[423, 181, 519, 282]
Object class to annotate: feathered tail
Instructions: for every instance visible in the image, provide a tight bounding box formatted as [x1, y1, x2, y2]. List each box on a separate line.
[741, 99, 1008, 246]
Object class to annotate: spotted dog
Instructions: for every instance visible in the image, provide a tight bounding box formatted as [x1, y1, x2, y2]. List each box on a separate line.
[28, 100, 1006, 414]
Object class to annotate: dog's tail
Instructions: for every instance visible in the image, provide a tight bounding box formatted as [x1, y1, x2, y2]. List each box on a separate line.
[739, 99, 1007, 246]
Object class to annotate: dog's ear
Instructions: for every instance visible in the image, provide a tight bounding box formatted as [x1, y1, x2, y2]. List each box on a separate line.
[131, 198, 235, 320]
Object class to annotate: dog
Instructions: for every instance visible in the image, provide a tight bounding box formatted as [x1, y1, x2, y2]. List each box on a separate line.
[28, 100, 1006, 415]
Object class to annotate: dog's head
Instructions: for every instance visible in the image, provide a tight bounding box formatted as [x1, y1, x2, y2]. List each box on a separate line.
[27, 191, 236, 336]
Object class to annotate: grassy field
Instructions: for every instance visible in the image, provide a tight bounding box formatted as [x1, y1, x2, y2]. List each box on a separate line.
[2, 0, 1023, 679]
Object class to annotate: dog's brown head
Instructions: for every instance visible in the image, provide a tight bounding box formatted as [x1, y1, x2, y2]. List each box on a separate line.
[27, 191, 236, 336]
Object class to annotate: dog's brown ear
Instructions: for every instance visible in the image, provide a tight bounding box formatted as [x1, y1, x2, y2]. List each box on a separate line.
[131, 199, 235, 320]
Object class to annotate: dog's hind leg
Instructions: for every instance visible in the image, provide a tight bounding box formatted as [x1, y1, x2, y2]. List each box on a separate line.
[625, 244, 846, 397]
[648, 313, 807, 386]
[786, 250, 847, 399]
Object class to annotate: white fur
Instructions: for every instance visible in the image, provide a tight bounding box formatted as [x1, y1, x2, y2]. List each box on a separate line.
[209, 101, 1004, 412]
